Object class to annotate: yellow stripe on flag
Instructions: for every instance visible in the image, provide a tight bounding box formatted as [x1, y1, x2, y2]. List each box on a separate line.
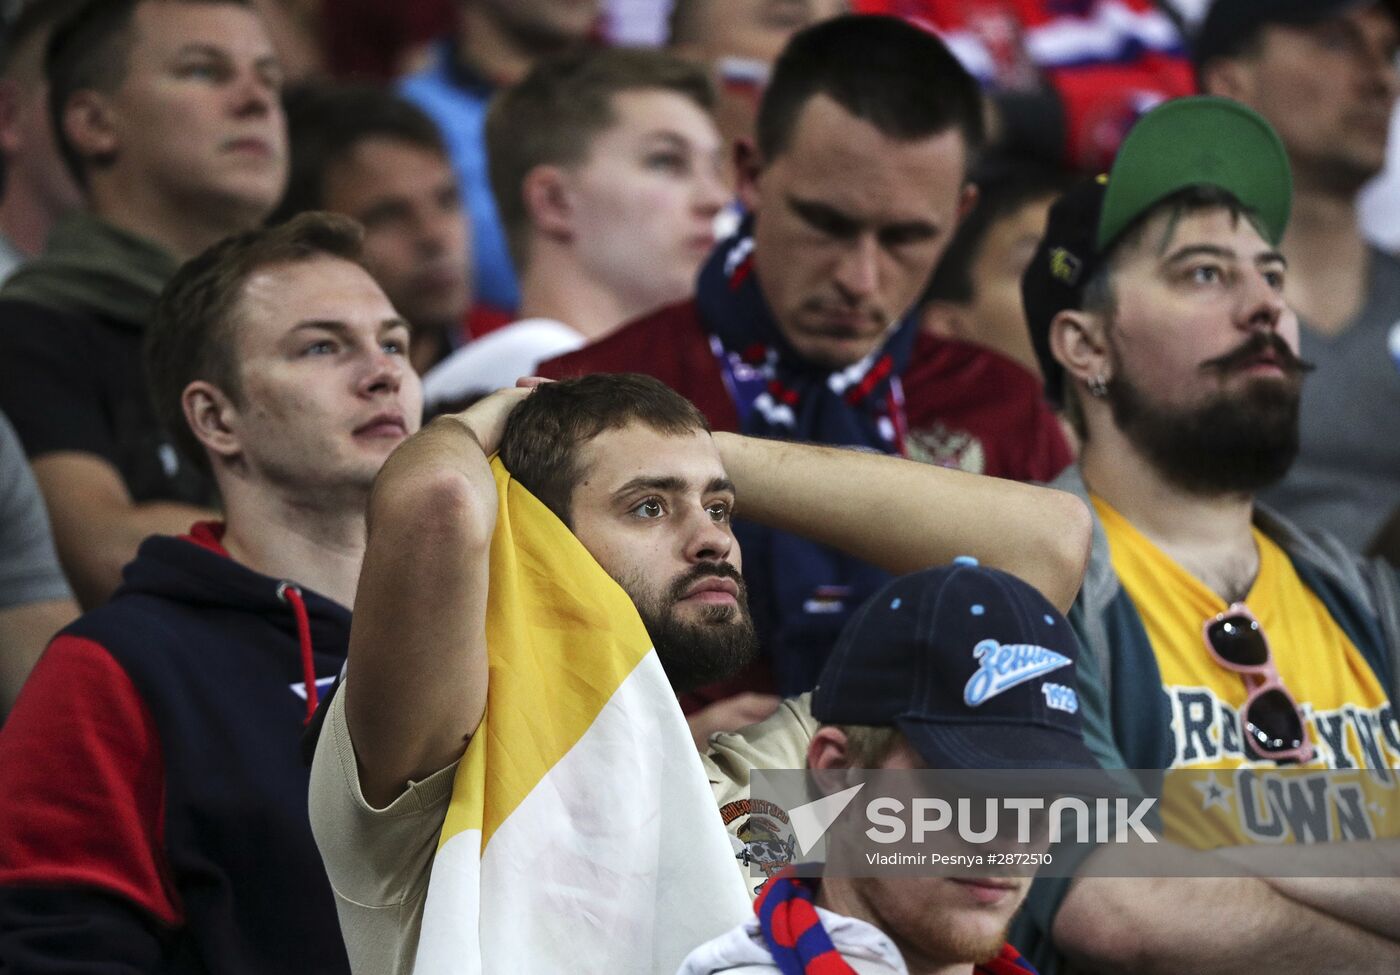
[437, 458, 656, 851]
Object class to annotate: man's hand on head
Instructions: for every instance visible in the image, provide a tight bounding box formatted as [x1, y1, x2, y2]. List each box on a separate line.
[688, 692, 781, 752]
[450, 377, 548, 456]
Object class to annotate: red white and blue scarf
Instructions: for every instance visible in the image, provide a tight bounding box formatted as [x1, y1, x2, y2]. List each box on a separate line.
[756, 870, 1039, 975]
[696, 220, 916, 455]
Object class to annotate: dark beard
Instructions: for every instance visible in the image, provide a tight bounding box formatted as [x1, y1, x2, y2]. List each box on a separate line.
[628, 563, 760, 694]
[1107, 334, 1306, 497]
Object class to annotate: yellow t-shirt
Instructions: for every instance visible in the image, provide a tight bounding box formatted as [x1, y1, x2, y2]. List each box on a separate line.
[1094, 495, 1400, 847]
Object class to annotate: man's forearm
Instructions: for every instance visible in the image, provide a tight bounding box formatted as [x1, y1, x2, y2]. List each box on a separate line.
[32, 452, 217, 609]
[345, 415, 497, 807]
[1267, 878, 1400, 942]
[713, 433, 1091, 611]
[63, 501, 217, 609]
[0, 598, 79, 716]
[1056, 841, 1400, 973]
[1217, 840, 1400, 941]
[1057, 873, 1400, 973]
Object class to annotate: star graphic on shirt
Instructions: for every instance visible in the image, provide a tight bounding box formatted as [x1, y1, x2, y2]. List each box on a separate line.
[1194, 771, 1233, 812]
[1369, 801, 1388, 820]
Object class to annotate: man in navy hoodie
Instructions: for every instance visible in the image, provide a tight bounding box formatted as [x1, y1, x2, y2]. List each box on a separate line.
[0, 212, 423, 973]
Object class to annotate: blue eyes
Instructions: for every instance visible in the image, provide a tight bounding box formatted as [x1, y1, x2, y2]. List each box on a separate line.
[300, 339, 407, 357]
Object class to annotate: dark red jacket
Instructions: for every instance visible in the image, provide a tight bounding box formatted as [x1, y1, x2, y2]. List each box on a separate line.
[540, 299, 1071, 483]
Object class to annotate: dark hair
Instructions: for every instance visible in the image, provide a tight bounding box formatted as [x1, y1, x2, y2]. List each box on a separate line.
[270, 81, 449, 226]
[45, 0, 254, 189]
[924, 155, 1070, 305]
[486, 47, 713, 270]
[756, 14, 984, 165]
[146, 211, 366, 475]
[498, 374, 711, 524]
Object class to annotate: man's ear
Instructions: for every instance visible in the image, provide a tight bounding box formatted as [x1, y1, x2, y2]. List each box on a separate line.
[807, 725, 855, 797]
[1049, 308, 1110, 392]
[183, 381, 241, 468]
[733, 138, 762, 213]
[521, 164, 574, 243]
[1200, 57, 1254, 103]
[920, 299, 972, 341]
[61, 89, 119, 168]
[956, 181, 979, 224]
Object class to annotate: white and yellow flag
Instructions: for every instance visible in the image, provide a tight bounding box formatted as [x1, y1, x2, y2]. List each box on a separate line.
[413, 459, 751, 974]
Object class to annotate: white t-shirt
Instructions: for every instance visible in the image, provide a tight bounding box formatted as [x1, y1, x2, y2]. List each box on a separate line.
[421, 318, 583, 410]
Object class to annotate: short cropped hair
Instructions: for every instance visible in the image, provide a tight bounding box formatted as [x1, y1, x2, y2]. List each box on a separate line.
[499, 374, 711, 524]
[270, 82, 449, 226]
[45, 0, 254, 189]
[486, 47, 714, 270]
[805, 724, 905, 803]
[147, 211, 367, 475]
[836, 725, 903, 768]
[756, 15, 983, 167]
[924, 155, 1069, 305]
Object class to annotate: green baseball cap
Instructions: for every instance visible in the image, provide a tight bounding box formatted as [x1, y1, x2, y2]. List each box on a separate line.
[1097, 95, 1292, 250]
[1022, 96, 1293, 406]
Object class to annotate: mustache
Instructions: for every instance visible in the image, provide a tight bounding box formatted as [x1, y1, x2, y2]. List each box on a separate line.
[666, 562, 747, 603]
[1199, 332, 1315, 376]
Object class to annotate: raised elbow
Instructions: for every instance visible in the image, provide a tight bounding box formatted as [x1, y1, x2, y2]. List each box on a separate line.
[1053, 878, 1154, 972]
[1028, 489, 1092, 613]
[1057, 491, 1093, 591]
[369, 464, 496, 553]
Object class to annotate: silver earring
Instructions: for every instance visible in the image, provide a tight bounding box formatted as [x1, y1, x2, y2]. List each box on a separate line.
[1087, 375, 1109, 399]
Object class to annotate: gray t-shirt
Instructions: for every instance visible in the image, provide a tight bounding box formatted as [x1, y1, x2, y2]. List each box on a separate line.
[1261, 247, 1400, 552]
[0, 409, 70, 608]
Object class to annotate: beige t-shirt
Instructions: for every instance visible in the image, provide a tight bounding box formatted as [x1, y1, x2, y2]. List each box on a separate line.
[309, 686, 817, 975]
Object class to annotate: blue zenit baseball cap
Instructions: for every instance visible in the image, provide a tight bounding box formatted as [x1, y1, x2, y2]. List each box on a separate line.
[811, 561, 1101, 771]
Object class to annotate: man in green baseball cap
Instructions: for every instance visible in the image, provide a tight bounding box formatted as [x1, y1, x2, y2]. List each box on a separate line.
[1015, 95, 1400, 973]
[1022, 94, 1294, 410]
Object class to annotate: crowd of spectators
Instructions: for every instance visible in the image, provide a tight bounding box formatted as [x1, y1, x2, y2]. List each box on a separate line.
[0, 0, 1398, 972]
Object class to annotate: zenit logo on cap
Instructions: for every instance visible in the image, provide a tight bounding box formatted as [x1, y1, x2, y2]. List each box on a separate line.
[963, 640, 1072, 707]
[1048, 248, 1082, 285]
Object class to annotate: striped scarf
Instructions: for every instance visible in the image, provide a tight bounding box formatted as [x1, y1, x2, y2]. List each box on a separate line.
[755, 870, 1039, 975]
[695, 219, 915, 454]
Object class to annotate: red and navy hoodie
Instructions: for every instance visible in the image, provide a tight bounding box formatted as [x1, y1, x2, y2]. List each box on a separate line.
[0, 523, 351, 973]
